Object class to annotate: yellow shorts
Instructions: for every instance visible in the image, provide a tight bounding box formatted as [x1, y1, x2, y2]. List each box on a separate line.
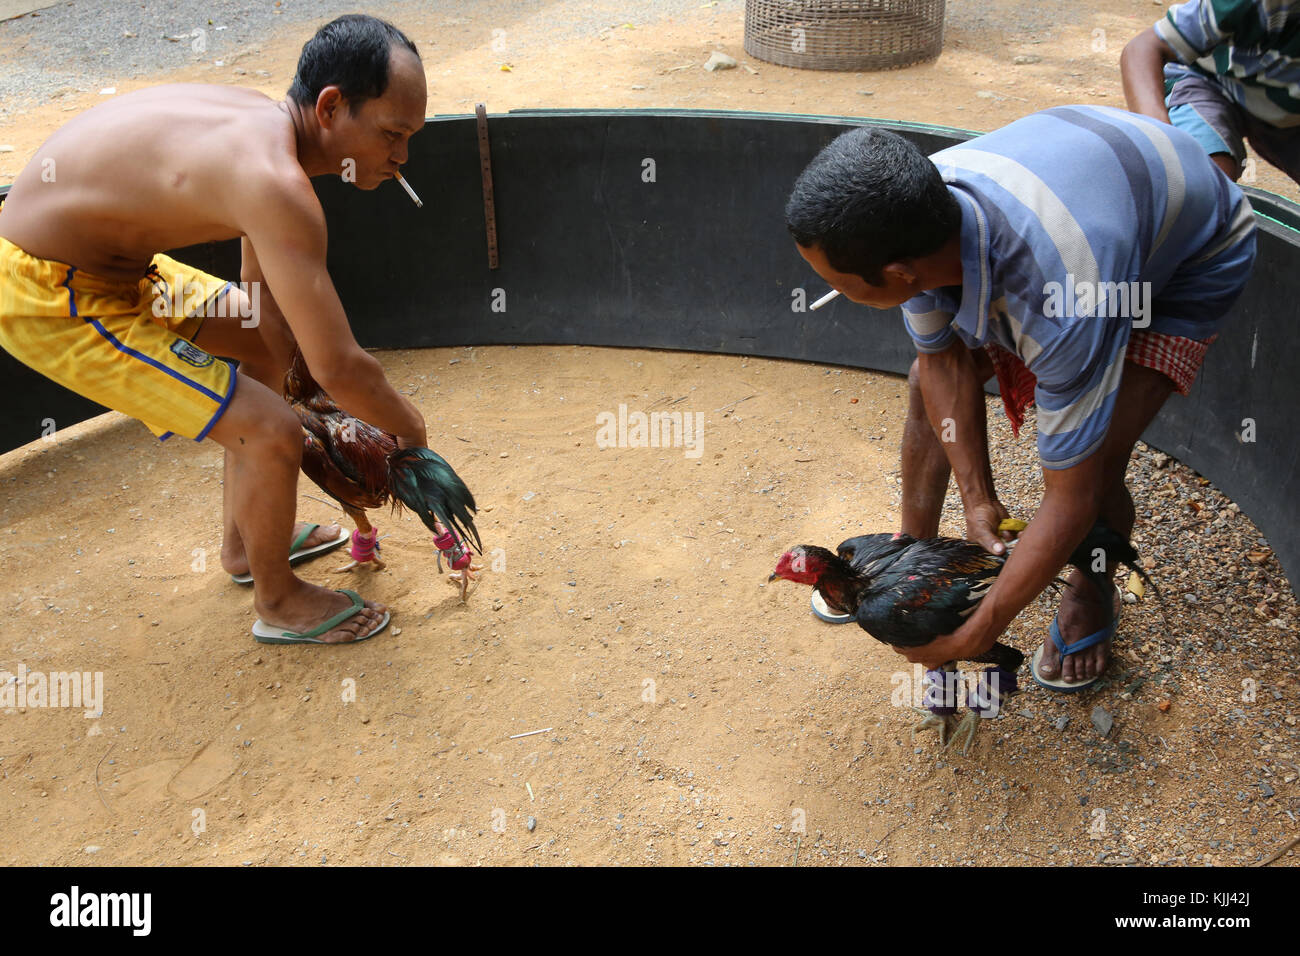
[0, 236, 237, 441]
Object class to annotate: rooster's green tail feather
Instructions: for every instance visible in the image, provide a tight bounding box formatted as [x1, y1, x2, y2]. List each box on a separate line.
[387, 447, 482, 555]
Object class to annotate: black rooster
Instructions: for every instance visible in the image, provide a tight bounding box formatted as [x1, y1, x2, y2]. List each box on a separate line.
[770, 521, 1155, 753]
[284, 347, 483, 602]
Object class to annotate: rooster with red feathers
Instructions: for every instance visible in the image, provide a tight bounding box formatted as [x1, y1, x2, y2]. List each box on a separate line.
[284, 347, 483, 602]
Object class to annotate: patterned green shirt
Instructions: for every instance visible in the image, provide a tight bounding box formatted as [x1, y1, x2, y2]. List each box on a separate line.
[1156, 0, 1300, 127]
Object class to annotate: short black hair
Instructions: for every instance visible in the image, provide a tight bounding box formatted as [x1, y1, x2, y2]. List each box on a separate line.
[288, 14, 420, 115]
[785, 127, 960, 285]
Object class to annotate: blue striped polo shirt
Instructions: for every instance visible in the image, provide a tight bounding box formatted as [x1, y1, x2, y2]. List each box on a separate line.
[902, 105, 1256, 470]
[1156, 0, 1300, 127]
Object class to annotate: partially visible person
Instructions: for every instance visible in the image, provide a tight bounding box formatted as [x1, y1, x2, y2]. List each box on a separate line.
[1122, 0, 1300, 182]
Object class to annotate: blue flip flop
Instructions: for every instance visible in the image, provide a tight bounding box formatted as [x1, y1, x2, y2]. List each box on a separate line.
[1030, 588, 1121, 692]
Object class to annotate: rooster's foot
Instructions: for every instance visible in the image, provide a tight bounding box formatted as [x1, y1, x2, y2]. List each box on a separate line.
[445, 563, 483, 603]
[944, 711, 980, 757]
[336, 557, 387, 573]
[910, 707, 959, 748]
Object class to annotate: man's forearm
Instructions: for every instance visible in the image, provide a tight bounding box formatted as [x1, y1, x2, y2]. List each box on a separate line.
[1121, 28, 1173, 122]
[252, 292, 297, 371]
[319, 351, 427, 446]
[965, 483, 1102, 648]
[240, 237, 295, 371]
[917, 346, 996, 507]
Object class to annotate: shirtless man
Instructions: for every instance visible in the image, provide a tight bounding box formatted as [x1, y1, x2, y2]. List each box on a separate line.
[0, 14, 427, 644]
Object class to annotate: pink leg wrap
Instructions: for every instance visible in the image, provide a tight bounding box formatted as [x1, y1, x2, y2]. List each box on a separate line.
[434, 529, 471, 570]
[349, 527, 380, 562]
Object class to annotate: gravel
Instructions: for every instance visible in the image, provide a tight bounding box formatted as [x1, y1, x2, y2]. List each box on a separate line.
[907, 394, 1300, 865]
[1, 0, 356, 110]
[0, 0, 736, 115]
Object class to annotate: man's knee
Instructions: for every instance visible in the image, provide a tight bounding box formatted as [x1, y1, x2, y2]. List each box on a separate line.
[1109, 362, 1177, 448]
[211, 376, 300, 451]
[909, 349, 994, 392]
[247, 397, 299, 447]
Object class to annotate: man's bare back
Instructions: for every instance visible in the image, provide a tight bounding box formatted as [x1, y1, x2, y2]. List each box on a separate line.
[0, 85, 299, 281]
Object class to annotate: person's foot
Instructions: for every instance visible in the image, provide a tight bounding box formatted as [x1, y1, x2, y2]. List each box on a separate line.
[254, 580, 388, 644]
[1035, 570, 1121, 684]
[222, 522, 343, 577]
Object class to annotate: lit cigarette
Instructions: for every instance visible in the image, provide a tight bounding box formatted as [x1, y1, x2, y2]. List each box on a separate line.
[395, 171, 423, 208]
[810, 289, 840, 310]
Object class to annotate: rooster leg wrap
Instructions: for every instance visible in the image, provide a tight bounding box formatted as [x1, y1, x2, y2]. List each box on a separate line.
[964, 666, 1019, 719]
[433, 529, 472, 571]
[349, 527, 381, 563]
[910, 665, 961, 747]
[922, 666, 960, 717]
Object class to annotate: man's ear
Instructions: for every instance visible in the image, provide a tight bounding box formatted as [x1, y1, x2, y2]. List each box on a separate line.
[880, 261, 918, 288]
[315, 86, 345, 129]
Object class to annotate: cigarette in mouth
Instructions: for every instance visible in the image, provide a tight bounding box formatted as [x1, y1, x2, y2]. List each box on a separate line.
[395, 171, 423, 208]
[809, 289, 840, 310]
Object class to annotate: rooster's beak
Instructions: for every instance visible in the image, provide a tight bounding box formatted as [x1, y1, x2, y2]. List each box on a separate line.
[767, 572, 778, 582]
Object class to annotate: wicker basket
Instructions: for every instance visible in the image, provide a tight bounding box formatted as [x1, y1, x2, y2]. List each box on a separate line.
[744, 0, 946, 72]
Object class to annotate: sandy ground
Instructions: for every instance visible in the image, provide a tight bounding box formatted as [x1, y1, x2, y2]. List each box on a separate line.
[1, 1, 1297, 866]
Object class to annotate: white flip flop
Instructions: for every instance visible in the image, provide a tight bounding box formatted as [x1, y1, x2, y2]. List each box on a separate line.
[231, 523, 351, 585]
[811, 588, 854, 624]
[251, 588, 390, 645]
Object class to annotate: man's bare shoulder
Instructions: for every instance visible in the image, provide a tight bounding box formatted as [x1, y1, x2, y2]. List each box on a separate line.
[0, 83, 322, 274]
[237, 161, 327, 245]
[110, 83, 302, 170]
[161, 86, 323, 234]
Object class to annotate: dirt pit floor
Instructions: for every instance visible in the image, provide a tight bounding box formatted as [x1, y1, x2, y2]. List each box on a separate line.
[1, 0, 1297, 866]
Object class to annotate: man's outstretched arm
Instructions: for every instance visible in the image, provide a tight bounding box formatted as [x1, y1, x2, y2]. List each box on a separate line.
[915, 341, 1013, 555]
[237, 170, 427, 448]
[896, 451, 1106, 669]
[239, 236, 297, 373]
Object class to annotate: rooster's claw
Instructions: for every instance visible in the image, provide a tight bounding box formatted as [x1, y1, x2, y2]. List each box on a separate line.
[911, 707, 959, 748]
[445, 562, 483, 603]
[336, 557, 387, 573]
[944, 711, 980, 757]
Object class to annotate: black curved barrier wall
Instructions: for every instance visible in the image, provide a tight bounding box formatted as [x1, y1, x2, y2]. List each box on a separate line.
[1, 109, 1297, 595]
